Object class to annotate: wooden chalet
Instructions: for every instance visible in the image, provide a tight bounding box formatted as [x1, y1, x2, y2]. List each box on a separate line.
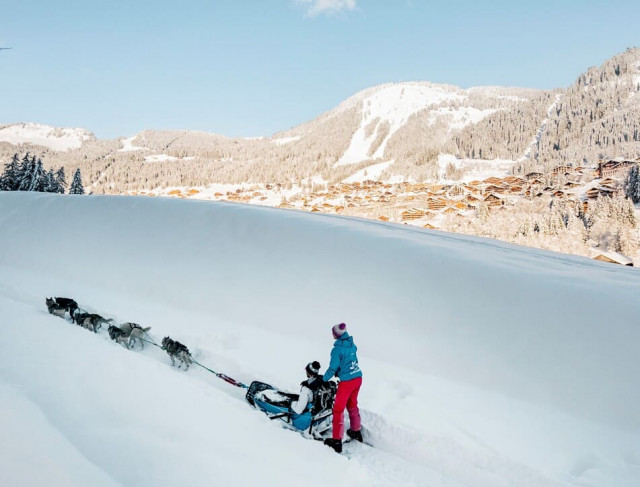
[599, 178, 619, 190]
[597, 159, 635, 179]
[485, 184, 506, 194]
[586, 186, 615, 199]
[401, 208, 427, 221]
[427, 198, 447, 211]
[466, 194, 480, 203]
[552, 165, 573, 175]
[484, 193, 505, 207]
[483, 176, 504, 185]
[504, 176, 525, 185]
[446, 184, 466, 197]
[592, 251, 633, 266]
[525, 172, 543, 180]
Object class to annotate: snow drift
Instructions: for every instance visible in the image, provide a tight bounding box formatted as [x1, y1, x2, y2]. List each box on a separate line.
[1, 191, 639, 486]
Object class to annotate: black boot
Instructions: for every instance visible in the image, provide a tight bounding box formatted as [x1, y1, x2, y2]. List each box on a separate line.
[347, 429, 363, 442]
[323, 438, 342, 453]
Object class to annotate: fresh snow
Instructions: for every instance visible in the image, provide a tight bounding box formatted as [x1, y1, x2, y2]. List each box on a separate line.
[271, 135, 301, 145]
[144, 154, 179, 162]
[437, 153, 514, 181]
[0, 122, 93, 151]
[429, 106, 498, 131]
[337, 83, 465, 165]
[342, 160, 393, 184]
[521, 94, 563, 161]
[1, 192, 639, 487]
[118, 136, 145, 152]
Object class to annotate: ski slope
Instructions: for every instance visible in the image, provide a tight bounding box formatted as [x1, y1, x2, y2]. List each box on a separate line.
[1, 192, 639, 487]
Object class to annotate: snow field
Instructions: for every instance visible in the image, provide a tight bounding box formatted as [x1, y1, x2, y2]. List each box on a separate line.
[1, 192, 639, 486]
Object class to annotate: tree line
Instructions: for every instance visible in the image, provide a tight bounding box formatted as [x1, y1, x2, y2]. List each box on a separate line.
[0, 153, 85, 194]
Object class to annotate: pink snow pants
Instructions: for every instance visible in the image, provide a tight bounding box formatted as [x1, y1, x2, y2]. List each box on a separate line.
[332, 376, 362, 439]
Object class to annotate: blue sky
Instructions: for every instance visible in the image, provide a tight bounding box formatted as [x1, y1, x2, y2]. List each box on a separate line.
[1, 0, 638, 139]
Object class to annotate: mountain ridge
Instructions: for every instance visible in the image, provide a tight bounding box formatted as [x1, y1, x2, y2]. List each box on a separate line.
[1, 48, 638, 192]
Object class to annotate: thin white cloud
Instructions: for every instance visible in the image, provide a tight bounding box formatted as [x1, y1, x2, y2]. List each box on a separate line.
[295, 0, 358, 17]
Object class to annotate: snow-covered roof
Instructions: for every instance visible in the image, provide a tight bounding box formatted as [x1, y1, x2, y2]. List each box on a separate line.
[591, 250, 633, 266]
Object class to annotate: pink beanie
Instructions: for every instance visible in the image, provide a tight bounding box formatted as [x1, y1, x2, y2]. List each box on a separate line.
[332, 322, 347, 339]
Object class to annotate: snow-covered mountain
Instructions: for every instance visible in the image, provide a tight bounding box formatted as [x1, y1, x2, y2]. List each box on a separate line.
[0, 122, 95, 151]
[1, 49, 639, 193]
[1, 192, 639, 487]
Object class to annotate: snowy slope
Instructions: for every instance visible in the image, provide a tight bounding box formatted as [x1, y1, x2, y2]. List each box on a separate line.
[336, 83, 465, 165]
[335, 83, 509, 166]
[1, 192, 639, 487]
[0, 123, 94, 151]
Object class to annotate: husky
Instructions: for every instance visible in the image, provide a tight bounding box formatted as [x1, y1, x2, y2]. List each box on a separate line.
[121, 322, 151, 350]
[45, 297, 78, 321]
[107, 325, 130, 348]
[161, 336, 192, 370]
[73, 311, 112, 333]
[108, 323, 152, 349]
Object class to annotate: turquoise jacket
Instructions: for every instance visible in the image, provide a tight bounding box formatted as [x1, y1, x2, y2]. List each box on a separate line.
[322, 332, 362, 382]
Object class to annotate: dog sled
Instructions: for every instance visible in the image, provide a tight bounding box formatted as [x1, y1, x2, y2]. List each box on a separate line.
[246, 380, 336, 439]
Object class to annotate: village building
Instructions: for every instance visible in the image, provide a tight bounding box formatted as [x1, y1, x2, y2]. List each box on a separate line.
[484, 193, 505, 207]
[592, 251, 633, 266]
[597, 159, 635, 179]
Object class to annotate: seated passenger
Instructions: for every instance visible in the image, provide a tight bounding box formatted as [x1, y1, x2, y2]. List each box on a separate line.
[290, 361, 322, 430]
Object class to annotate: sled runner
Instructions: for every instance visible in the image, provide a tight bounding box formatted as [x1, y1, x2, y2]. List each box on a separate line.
[246, 380, 336, 439]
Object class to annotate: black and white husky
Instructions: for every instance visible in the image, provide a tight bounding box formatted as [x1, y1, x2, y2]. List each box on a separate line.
[161, 336, 192, 370]
[107, 325, 130, 348]
[45, 297, 78, 321]
[73, 311, 112, 333]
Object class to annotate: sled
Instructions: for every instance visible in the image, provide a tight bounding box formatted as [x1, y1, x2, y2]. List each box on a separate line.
[246, 380, 336, 439]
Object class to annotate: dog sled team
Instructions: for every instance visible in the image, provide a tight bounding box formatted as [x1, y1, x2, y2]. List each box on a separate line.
[46, 297, 112, 332]
[46, 296, 192, 369]
[46, 296, 364, 453]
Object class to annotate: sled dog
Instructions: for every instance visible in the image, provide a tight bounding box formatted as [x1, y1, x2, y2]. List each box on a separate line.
[73, 311, 112, 333]
[161, 336, 192, 370]
[121, 322, 151, 349]
[45, 297, 78, 321]
[107, 325, 130, 348]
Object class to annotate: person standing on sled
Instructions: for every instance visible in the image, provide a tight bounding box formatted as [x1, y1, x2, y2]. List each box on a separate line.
[289, 361, 323, 430]
[323, 323, 363, 453]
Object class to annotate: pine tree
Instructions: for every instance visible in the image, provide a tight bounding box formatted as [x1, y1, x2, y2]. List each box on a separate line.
[44, 169, 58, 193]
[69, 168, 85, 195]
[0, 154, 21, 191]
[625, 164, 640, 203]
[25, 159, 47, 192]
[55, 167, 67, 193]
[17, 156, 37, 191]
